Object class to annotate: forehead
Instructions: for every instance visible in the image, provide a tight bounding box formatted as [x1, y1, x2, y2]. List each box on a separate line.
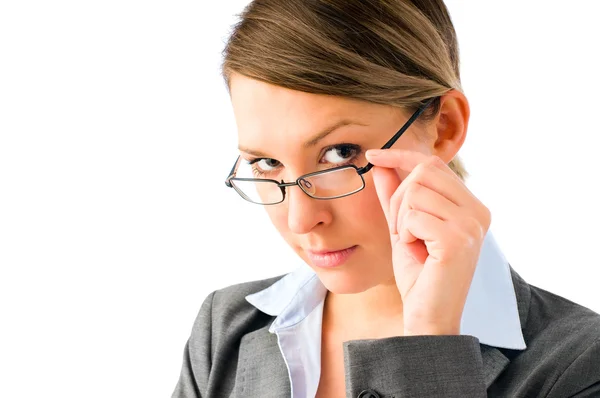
[230, 73, 361, 119]
[229, 74, 394, 143]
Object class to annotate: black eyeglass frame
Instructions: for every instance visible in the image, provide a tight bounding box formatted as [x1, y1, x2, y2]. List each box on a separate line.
[224, 97, 436, 205]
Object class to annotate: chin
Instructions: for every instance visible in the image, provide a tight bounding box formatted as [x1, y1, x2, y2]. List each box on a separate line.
[309, 265, 379, 295]
[318, 273, 375, 294]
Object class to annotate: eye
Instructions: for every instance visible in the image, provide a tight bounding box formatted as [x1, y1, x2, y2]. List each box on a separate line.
[249, 158, 281, 175]
[321, 144, 361, 165]
[257, 158, 280, 170]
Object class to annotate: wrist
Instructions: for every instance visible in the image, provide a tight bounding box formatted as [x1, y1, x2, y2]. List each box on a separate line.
[403, 325, 461, 336]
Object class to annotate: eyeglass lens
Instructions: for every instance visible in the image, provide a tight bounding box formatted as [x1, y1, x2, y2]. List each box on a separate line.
[230, 166, 364, 204]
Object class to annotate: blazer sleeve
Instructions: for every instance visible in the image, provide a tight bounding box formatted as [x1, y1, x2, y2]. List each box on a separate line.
[343, 335, 487, 397]
[172, 291, 216, 398]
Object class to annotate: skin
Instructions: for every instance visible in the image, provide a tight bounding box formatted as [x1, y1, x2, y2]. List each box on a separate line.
[230, 72, 491, 338]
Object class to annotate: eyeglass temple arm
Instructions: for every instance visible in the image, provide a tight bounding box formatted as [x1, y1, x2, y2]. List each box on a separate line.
[224, 156, 241, 187]
[357, 97, 436, 175]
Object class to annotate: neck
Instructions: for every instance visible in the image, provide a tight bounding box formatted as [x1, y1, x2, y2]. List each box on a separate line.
[322, 277, 405, 340]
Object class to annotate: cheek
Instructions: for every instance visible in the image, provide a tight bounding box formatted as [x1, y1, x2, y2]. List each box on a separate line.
[338, 180, 389, 234]
[263, 205, 291, 238]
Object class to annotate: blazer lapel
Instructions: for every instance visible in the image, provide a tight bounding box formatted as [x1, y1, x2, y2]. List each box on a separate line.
[233, 325, 291, 397]
[480, 265, 532, 389]
[481, 344, 510, 388]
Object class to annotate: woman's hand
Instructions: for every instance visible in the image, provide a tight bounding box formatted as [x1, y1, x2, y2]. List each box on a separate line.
[365, 149, 491, 336]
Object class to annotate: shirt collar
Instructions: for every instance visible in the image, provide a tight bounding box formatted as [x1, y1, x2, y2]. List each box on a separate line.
[245, 231, 527, 350]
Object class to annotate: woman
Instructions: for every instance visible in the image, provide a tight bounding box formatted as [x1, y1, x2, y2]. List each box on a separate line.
[173, 1, 600, 397]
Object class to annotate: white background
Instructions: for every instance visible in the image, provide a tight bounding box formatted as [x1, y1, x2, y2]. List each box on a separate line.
[1, 1, 599, 397]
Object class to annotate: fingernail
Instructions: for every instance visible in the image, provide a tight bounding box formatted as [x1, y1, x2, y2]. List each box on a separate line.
[366, 149, 382, 157]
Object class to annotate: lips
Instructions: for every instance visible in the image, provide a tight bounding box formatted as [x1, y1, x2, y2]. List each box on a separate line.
[305, 245, 357, 268]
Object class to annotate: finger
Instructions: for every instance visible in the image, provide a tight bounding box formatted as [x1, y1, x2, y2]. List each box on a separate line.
[390, 157, 475, 209]
[396, 180, 418, 244]
[400, 209, 452, 256]
[394, 181, 480, 264]
[387, 163, 462, 234]
[395, 183, 474, 265]
[394, 181, 454, 245]
[396, 183, 462, 230]
[371, 166, 401, 233]
[401, 210, 480, 268]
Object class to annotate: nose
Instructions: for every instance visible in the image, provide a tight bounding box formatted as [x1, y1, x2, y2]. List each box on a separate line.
[286, 183, 333, 235]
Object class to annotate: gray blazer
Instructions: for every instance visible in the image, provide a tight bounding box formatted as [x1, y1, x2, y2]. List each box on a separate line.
[172, 267, 600, 397]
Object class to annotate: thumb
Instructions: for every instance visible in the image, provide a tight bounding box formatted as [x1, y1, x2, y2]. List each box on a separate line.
[371, 166, 402, 234]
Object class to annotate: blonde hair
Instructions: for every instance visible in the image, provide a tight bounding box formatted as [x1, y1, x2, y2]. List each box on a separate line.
[222, 0, 468, 180]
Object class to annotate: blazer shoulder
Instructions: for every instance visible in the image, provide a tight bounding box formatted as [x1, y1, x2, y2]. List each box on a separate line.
[217, 273, 287, 297]
[526, 286, 600, 396]
[175, 275, 287, 397]
[212, 273, 287, 311]
[527, 283, 600, 343]
[193, 273, 287, 336]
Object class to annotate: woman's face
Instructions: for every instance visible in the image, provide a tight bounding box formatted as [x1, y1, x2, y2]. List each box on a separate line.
[230, 73, 439, 294]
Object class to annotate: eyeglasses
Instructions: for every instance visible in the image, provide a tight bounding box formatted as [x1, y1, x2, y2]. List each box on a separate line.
[224, 98, 436, 205]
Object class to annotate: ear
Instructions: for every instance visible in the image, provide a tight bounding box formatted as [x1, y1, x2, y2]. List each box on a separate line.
[430, 90, 470, 163]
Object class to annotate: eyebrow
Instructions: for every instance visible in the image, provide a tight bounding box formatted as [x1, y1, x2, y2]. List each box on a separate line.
[238, 119, 366, 157]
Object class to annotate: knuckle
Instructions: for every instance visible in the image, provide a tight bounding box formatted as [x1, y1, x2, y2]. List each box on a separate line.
[454, 229, 476, 250]
[390, 186, 404, 206]
[463, 216, 485, 242]
[428, 155, 444, 167]
[405, 183, 422, 200]
[413, 162, 429, 176]
[414, 156, 441, 178]
[482, 206, 492, 228]
[404, 208, 418, 222]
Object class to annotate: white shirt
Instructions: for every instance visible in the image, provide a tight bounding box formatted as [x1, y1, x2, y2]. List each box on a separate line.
[245, 232, 527, 398]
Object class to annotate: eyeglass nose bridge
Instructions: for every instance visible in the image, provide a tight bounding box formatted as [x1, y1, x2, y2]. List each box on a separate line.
[278, 181, 298, 188]
[278, 177, 316, 198]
